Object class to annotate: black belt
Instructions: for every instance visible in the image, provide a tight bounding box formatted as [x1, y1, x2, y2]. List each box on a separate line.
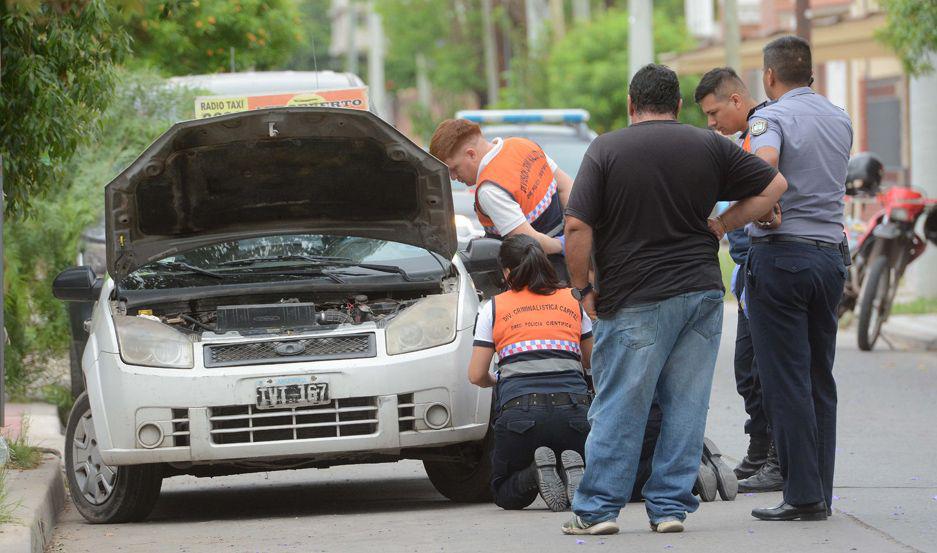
[502, 392, 591, 410]
[751, 235, 839, 249]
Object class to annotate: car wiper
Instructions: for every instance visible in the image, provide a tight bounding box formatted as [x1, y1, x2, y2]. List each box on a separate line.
[217, 255, 352, 267]
[155, 261, 225, 279]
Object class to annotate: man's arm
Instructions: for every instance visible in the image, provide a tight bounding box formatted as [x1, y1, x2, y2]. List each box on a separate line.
[710, 172, 788, 238]
[555, 168, 574, 208]
[506, 222, 563, 254]
[565, 215, 596, 318]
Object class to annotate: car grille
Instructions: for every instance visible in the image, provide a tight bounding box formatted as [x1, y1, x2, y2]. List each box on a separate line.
[398, 394, 415, 432]
[171, 408, 191, 447]
[203, 334, 375, 368]
[208, 397, 378, 444]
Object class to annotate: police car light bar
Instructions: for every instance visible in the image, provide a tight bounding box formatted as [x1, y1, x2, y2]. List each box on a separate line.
[455, 109, 590, 125]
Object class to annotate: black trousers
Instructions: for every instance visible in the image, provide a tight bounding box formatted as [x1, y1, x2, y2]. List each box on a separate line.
[734, 306, 769, 438]
[491, 400, 661, 509]
[746, 242, 845, 507]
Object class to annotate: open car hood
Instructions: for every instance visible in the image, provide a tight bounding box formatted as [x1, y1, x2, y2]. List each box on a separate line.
[105, 108, 455, 279]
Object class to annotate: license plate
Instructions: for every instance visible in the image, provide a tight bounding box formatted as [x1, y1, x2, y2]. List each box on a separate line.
[255, 376, 329, 409]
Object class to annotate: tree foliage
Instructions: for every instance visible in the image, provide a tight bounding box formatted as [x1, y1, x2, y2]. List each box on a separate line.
[545, 8, 705, 132]
[123, 0, 306, 75]
[878, 0, 937, 76]
[0, 0, 130, 216]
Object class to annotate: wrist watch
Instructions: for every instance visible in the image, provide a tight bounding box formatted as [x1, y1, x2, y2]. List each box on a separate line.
[571, 283, 594, 301]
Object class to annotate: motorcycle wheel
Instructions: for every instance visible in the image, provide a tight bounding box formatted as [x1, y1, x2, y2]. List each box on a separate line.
[856, 256, 890, 351]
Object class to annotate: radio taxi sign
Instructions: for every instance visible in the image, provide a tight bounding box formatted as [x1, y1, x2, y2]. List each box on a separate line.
[195, 87, 369, 118]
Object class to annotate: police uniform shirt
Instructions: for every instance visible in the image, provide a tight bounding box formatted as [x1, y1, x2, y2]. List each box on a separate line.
[747, 87, 853, 243]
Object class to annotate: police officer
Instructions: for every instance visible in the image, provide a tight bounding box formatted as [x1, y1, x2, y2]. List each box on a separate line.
[738, 36, 852, 521]
[694, 68, 783, 492]
[467, 234, 593, 511]
[429, 119, 574, 278]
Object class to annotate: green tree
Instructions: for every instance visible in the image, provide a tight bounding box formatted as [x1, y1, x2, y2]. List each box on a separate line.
[878, 0, 937, 76]
[124, 0, 306, 75]
[546, 8, 705, 132]
[0, 0, 130, 216]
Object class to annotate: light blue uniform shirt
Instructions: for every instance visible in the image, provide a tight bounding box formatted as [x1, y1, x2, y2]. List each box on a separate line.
[747, 87, 853, 243]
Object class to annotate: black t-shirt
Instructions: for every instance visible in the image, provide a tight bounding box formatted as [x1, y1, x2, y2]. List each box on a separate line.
[566, 120, 778, 318]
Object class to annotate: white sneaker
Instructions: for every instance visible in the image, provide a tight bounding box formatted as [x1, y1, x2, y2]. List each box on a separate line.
[562, 516, 620, 535]
[650, 519, 685, 533]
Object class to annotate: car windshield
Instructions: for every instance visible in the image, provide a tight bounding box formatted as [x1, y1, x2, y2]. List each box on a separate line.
[120, 234, 446, 290]
[449, 132, 591, 191]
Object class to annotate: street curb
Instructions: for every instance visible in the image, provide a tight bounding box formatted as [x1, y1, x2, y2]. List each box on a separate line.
[882, 320, 937, 351]
[0, 454, 66, 553]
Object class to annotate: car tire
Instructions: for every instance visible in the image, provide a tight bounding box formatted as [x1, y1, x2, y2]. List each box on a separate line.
[69, 341, 86, 399]
[423, 438, 494, 503]
[65, 393, 163, 523]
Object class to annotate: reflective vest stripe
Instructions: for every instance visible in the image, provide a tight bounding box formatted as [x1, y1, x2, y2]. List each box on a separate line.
[497, 339, 581, 361]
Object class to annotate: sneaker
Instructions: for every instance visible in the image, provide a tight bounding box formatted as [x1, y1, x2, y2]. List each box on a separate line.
[693, 462, 718, 502]
[650, 519, 685, 533]
[562, 516, 620, 535]
[560, 450, 585, 504]
[703, 438, 738, 501]
[534, 447, 569, 512]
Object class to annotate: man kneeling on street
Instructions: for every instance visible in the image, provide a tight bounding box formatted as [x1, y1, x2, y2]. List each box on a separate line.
[562, 64, 787, 535]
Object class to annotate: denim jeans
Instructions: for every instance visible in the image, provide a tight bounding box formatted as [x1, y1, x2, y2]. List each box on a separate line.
[572, 290, 724, 524]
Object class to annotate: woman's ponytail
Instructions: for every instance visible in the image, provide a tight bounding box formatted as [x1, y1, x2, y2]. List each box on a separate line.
[498, 235, 562, 295]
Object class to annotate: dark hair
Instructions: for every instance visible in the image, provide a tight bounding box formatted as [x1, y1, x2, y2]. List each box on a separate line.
[498, 235, 561, 295]
[694, 67, 746, 103]
[629, 63, 681, 117]
[763, 36, 813, 86]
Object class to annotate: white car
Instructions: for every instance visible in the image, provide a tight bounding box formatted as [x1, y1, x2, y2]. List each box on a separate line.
[53, 107, 503, 523]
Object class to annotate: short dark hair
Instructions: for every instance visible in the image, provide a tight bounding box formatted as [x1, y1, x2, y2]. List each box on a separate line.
[763, 35, 813, 86]
[629, 63, 681, 117]
[694, 67, 746, 103]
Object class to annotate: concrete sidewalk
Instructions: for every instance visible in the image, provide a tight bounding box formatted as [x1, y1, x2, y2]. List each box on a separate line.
[880, 313, 937, 351]
[1, 403, 67, 553]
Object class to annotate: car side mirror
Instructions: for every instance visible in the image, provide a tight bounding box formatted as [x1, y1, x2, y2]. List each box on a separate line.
[52, 266, 103, 302]
[458, 238, 501, 274]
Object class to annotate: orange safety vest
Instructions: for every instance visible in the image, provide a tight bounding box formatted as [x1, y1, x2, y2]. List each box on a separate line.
[740, 130, 752, 153]
[475, 137, 558, 237]
[491, 287, 582, 368]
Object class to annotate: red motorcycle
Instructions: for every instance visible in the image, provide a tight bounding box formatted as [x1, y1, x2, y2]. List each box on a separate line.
[839, 153, 937, 350]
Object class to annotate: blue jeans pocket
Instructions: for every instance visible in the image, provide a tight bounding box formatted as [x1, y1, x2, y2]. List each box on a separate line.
[692, 294, 724, 339]
[616, 304, 659, 350]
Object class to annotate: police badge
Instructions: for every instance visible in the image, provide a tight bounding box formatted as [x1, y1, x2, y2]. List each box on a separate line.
[750, 118, 769, 136]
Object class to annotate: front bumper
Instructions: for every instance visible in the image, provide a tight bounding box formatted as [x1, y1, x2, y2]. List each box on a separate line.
[85, 329, 491, 466]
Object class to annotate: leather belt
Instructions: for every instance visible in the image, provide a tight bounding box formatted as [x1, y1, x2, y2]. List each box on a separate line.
[502, 392, 591, 410]
[751, 235, 839, 249]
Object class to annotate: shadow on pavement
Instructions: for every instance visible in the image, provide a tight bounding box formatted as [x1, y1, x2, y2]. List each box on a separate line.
[145, 474, 464, 523]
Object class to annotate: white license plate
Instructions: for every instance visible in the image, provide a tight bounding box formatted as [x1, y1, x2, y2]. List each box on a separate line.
[255, 376, 329, 410]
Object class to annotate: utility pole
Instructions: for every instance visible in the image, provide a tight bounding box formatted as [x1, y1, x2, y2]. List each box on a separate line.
[367, 2, 387, 120]
[724, 0, 741, 72]
[525, 0, 547, 55]
[481, 0, 500, 105]
[415, 53, 431, 108]
[628, 0, 653, 79]
[346, 1, 359, 76]
[572, 0, 591, 23]
[795, 0, 811, 42]
[549, 0, 566, 40]
[907, 52, 937, 298]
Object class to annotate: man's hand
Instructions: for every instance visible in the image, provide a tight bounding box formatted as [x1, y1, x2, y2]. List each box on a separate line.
[581, 292, 597, 320]
[708, 216, 727, 240]
[755, 202, 782, 230]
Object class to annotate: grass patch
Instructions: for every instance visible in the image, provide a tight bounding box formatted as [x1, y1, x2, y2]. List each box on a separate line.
[891, 297, 937, 315]
[0, 466, 19, 524]
[3, 418, 42, 470]
[718, 246, 736, 301]
[42, 384, 74, 428]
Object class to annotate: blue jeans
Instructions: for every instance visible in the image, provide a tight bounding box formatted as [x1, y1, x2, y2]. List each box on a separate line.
[572, 290, 724, 524]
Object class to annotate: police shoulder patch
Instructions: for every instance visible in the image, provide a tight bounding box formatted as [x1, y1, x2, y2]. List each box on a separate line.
[750, 118, 769, 136]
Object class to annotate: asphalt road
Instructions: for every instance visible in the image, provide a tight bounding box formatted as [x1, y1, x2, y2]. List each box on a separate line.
[50, 307, 937, 553]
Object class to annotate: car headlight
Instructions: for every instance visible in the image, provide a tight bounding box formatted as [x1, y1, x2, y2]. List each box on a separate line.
[115, 315, 194, 369]
[889, 207, 910, 222]
[386, 293, 459, 355]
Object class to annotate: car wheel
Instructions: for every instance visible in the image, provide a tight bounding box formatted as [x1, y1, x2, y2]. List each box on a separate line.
[423, 438, 494, 503]
[65, 393, 163, 523]
[69, 341, 85, 399]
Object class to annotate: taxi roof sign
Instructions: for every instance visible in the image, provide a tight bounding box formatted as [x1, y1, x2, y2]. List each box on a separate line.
[194, 87, 369, 119]
[455, 109, 590, 125]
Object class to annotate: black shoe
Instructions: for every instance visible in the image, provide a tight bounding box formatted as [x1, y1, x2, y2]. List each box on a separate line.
[533, 447, 569, 512]
[693, 462, 718, 502]
[738, 442, 783, 493]
[560, 450, 585, 505]
[734, 434, 769, 480]
[703, 438, 738, 501]
[752, 501, 828, 521]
